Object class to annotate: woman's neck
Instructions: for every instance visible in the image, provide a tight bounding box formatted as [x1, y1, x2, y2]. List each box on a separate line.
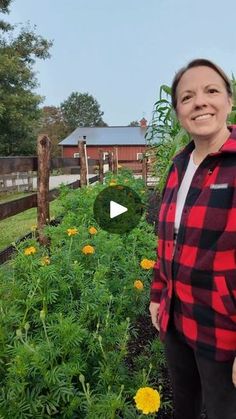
[192, 126, 231, 165]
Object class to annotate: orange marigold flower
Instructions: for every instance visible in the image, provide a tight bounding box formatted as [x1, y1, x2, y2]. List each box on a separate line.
[134, 387, 161, 415]
[134, 280, 144, 290]
[24, 246, 37, 256]
[89, 226, 98, 235]
[67, 228, 78, 236]
[82, 245, 95, 255]
[41, 256, 50, 266]
[140, 258, 155, 270]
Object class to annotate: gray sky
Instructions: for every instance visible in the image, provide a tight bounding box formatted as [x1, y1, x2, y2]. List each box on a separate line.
[6, 0, 236, 125]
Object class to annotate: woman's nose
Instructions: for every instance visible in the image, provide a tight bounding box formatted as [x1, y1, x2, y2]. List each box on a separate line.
[193, 92, 207, 108]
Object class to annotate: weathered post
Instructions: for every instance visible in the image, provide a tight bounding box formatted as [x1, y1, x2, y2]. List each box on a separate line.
[78, 139, 87, 187]
[108, 151, 114, 173]
[113, 147, 118, 174]
[37, 134, 51, 245]
[142, 155, 147, 186]
[98, 149, 104, 183]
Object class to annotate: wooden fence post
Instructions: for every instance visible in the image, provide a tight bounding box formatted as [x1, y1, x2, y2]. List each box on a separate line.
[98, 150, 104, 183]
[37, 134, 51, 245]
[142, 155, 147, 185]
[113, 147, 118, 174]
[78, 140, 87, 187]
[108, 151, 114, 173]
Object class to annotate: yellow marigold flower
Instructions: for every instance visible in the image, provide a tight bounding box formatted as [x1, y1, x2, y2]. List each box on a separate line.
[109, 182, 116, 186]
[67, 228, 78, 236]
[82, 245, 95, 255]
[30, 224, 37, 232]
[140, 258, 155, 270]
[41, 256, 50, 266]
[134, 280, 144, 290]
[24, 246, 37, 256]
[89, 226, 98, 235]
[134, 387, 161, 415]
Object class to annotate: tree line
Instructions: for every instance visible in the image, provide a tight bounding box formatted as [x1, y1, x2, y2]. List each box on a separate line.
[0, 0, 110, 156]
[0, 1, 143, 157]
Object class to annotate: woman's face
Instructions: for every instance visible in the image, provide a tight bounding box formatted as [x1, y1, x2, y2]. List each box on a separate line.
[176, 66, 232, 140]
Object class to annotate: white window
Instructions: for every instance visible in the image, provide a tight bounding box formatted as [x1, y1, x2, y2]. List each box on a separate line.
[103, 152, 109, 160]
[137, 152, 143, 160]
[74, 153, 80, 158]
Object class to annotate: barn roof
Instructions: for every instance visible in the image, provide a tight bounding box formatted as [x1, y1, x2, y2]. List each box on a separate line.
[58, 126, 147, 146]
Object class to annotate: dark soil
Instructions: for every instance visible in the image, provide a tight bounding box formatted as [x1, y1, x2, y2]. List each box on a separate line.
[125, 189, 208, 418]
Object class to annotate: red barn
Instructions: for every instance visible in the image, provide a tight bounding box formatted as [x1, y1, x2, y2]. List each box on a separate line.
[58, 119, 148, 172]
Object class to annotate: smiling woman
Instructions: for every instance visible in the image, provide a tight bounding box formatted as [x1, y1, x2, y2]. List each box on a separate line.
[149, 58, 236, 419]
[175, 67, 232, 166]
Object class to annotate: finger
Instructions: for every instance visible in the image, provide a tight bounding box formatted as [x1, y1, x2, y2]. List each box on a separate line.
[232, 366, 236, 387]
[232, 372, 236, 387]
[151, 317, 160, 331]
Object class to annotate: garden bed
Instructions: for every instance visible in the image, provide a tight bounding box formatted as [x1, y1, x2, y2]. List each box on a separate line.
[0, 175, 208, 418]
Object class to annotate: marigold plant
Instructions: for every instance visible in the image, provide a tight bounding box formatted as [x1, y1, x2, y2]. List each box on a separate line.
[24, 246, 37, 256]
[140, 258, 155, 270]
[89, 226, 98, 235]
[134, 280, 144, 290]
[82, 245, 95, 255]
[134, 386, 161, 415]
[67, 228, 78, 236]
[41, 256, 50, 266]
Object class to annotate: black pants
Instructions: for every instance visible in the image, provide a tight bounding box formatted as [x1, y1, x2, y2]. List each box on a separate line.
[164, 320, 236, 419]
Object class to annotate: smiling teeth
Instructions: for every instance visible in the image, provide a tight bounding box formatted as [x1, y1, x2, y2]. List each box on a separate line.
[194, 114, 213, 120]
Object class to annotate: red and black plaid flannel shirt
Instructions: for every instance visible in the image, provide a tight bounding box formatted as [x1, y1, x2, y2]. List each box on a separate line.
[151, 126, 236, 361]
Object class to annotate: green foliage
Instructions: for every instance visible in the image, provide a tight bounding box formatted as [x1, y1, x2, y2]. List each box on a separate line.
[146, 85, 190, 192]
[128, 121, 139, 127]
[0, 2, 52, 155]
[37, 106, 71, 157]
[0, 171, 167, 417]
[228, 74, 236, 124]
[60, 92, 107, 131]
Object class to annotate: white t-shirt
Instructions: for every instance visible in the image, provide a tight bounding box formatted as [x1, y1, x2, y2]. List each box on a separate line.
[174, 152, 199, 235]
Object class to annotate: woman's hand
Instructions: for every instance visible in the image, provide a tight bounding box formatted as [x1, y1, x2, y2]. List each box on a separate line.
[232, 357, 236, 387]
[149, 301, 160, 331]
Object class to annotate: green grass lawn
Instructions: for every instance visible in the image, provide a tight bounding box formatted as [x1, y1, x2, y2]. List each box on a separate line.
[0, 193, 63, 251]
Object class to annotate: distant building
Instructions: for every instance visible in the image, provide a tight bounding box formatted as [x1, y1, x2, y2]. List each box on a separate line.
[58, 119, 148, 171]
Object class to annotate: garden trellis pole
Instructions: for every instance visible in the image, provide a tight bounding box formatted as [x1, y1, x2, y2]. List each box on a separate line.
[78, 140, 87, 187]
[142, 155, 147, 186]
[113, 147, 118, 174]
[108, 151, 114, 173]
[99, 149, 104, 183]
[37, 134, 51, 245]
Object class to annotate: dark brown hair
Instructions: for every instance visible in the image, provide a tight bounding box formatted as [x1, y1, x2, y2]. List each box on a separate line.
[171, 58, 232, 110]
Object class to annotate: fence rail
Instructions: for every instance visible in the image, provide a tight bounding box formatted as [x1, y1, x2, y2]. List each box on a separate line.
[0, 134, 151, 264]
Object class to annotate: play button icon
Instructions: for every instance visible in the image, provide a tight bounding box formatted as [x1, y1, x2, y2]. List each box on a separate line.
[93, 184, 144, 234]
[110, 201, 127, 219]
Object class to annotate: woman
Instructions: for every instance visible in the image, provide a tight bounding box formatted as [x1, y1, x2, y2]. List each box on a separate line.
[149, 58, 236, 419]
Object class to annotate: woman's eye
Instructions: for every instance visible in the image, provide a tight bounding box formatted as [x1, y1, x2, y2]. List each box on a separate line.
[182, 95, 191, 102]
[208, 88, 218, 93]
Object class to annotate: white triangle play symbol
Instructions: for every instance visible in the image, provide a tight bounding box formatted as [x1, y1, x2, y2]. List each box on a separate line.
[110, 200, 128, 219]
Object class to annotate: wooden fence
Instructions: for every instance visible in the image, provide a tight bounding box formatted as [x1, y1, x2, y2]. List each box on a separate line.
[0, 135, 118, 263]
[0, 135, 150, 264]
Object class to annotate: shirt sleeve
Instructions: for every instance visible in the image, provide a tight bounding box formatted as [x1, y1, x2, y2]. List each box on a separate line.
[150, 258, 166, 303]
